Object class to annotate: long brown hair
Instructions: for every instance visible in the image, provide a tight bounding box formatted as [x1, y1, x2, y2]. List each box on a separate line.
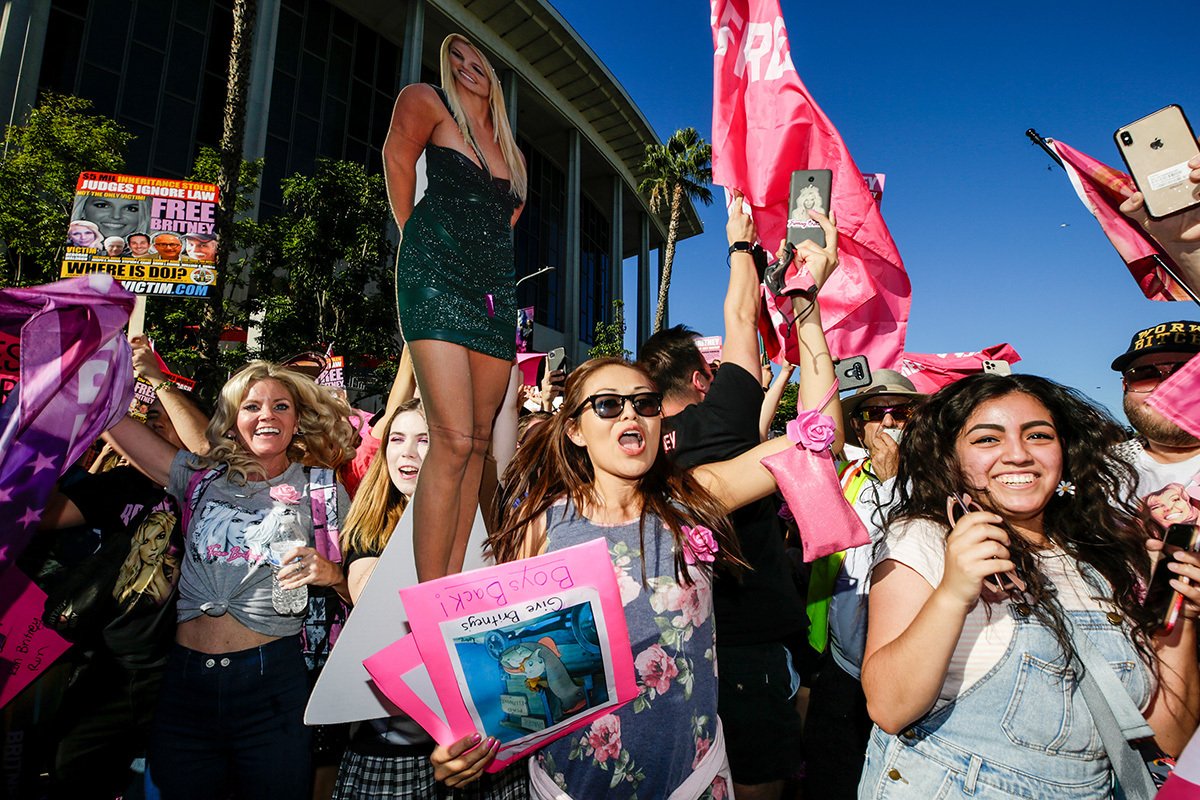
[489, 358, 740, 583]
[341, 400, 424, 559]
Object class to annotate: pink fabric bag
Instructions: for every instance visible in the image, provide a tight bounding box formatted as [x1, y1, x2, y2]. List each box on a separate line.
[760, 381, 869, 562]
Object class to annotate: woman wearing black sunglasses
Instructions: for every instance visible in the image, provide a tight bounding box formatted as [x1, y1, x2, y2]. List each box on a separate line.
[428, 357, 803, 798]
[859, 373, 1200, 799]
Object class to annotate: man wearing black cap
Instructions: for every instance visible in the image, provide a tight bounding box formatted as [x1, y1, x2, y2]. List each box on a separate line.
[803, 369, 927, 800]
[1112, 321, 1200, 531]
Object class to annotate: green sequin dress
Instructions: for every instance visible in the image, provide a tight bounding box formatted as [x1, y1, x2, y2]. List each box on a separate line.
[395, 127, 520, 361]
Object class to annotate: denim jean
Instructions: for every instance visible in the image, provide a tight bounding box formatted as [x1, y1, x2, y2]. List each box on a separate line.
[859, 605, 1152, 799]
[148, 636, 312, 800]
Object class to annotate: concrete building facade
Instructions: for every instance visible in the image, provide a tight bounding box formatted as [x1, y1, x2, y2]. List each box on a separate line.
[0, 0, 702, 363]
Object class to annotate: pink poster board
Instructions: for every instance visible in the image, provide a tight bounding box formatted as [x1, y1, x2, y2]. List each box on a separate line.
[365, 538, 636, 771]
[0, 566, 72, 708]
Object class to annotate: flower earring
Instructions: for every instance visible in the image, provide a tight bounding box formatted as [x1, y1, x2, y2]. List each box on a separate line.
[1056, 480, 1077, 497]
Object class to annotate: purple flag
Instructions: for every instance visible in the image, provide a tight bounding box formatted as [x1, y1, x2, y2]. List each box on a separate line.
[0, 274, 134, 570]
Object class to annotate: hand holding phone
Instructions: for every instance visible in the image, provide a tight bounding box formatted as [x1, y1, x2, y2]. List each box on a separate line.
[1146, 523, 1200, 634]
[1115, 105, 1200, 220]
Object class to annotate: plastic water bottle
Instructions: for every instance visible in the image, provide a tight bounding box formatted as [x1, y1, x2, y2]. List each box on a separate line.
[268, 514, 308, 616]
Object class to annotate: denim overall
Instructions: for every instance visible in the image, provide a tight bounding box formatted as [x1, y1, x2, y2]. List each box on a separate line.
[858, 602, 1152, 799]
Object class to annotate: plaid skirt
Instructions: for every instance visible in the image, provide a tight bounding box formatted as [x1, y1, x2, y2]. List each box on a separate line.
[332, 749, 529, 799]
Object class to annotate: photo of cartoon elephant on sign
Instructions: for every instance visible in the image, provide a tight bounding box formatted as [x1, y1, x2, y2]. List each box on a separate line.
[450, 600, 610, 741]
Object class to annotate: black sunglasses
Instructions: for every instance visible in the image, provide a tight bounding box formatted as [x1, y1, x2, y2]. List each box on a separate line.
[857, 404, 915, 423]
[572, 392, 663, 419]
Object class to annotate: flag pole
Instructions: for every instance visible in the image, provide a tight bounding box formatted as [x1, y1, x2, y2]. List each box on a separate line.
[1026, 128, 1200, 308]
[1025, 129, 1063, 168]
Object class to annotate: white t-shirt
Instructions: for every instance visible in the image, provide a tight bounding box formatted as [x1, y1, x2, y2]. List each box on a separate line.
[873, 518, 1125, 710]
[1116, 439, 1200, 533]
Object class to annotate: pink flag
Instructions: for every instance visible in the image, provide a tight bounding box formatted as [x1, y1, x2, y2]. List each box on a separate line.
[0, 274, 134, 571]
[1146, 352, 1200, 439]
[710, 0, 910, 369]
[898, 344, 1022, 394]
[1049, 139, 1187, 301]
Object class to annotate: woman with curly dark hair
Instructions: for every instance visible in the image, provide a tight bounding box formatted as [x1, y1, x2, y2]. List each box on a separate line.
[859, 373, 1200, 798]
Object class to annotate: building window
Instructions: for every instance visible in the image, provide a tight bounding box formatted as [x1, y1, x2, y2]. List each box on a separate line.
[514, 137, 566, 331]
[578, 196, 610, 344]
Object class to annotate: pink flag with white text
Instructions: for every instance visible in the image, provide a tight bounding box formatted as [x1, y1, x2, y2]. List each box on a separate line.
[1146, 352, 1200, 439]
[0, 274, 134, 572]
[898, 344, 1022, 394]
[1049, 139, 1187, 301]
[710, 0, 910, 369]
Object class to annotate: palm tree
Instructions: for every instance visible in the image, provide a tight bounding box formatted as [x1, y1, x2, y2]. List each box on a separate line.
[638, 127, 714, 334]
[198, 0, 257, 385]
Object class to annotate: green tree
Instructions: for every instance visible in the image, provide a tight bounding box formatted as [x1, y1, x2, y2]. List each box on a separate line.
[588, 299, 632, 360]
[0, 92, 131, 287]
[638, 127, 713, 334]
[770, 381, 799, 438]
[248, 158, 400, 370]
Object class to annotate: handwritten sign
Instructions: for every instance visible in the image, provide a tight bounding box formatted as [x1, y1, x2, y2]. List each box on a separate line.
[365, 538, 636, 771]
[0, 567, 72, 708]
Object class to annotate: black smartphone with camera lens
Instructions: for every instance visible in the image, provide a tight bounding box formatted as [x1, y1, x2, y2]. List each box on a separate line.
[1146, 523, 1200, 634]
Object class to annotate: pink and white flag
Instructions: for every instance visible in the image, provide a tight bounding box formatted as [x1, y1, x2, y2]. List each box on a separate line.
[1146, 351, 1200, 440]
[0, 274, 134, 571]
[1049, 138, 1188, 302]
[898, 344, 1022, 394]
[710, 0, 910, 369]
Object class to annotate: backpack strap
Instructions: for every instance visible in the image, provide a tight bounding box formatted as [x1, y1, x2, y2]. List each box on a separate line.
[180, 464, 227, 531]
[308, 466, 342, 563]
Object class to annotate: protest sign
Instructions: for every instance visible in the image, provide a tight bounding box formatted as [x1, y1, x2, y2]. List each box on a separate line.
[60, 173, 221, 300]
[516, 306, 535, 354]
[129, 372, 196, 418]
[304, 508, 493, 725]
[365, 538, 637, 771]
[317, 356, 345, 389]
[0, 329, 17, 405]
[863, 173, 886, 206]
[0, 566, 72, 709]
[694, 335, 723, 365]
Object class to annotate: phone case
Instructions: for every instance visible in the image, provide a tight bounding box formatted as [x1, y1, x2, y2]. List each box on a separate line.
[787, 170, 832, 248]
[1151, 523, 1200, 634]
[1114, 105, 1200, 219]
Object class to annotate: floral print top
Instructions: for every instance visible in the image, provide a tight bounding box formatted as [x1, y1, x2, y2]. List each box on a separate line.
[534, 501, 727, 800]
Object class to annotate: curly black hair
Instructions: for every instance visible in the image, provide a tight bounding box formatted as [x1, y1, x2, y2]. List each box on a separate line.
[887, 373, 1156, 668]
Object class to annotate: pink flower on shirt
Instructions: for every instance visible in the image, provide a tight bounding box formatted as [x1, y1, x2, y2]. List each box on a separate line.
[584, 714, 622, 763]
[269, 484, 302, 505]
[635, 644, 679, 694]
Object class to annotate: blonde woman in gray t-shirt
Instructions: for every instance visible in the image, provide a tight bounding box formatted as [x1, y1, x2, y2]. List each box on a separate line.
[106, 360, 355, 800]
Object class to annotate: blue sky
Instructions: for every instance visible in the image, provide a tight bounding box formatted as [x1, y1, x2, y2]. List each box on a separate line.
[551, 0, 1200, 418]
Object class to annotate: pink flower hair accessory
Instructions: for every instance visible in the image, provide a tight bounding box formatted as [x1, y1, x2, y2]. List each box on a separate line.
[681, 525, 718, 565]
[269, 484, 302, 505]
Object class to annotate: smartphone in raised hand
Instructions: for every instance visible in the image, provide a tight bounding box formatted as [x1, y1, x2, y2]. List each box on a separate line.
[1115, 105, 1200, 220]
[787, 170, 833, 249]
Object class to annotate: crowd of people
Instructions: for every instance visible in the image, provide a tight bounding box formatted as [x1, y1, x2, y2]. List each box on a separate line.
[9, 28, 1200, 800]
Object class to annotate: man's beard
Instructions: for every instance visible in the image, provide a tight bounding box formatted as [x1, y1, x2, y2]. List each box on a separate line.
[1125, 394, 1200, 448]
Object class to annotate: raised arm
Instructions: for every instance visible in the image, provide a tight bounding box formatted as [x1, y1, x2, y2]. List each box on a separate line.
[690, 432, 795, 513]
[788, 210, 844, 452]
[383, 84, 442, 232]
[369, 346, 417, 441]
[1144, 540, 1200, 756]
[129, 335, 209, 454]
[103, 416, 181, 488]
[759, 362, 795, 441]
[721, 192, 765, 376]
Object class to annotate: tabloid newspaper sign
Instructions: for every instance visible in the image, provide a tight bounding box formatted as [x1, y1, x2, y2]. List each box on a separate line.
[60, 172, 221, 299]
